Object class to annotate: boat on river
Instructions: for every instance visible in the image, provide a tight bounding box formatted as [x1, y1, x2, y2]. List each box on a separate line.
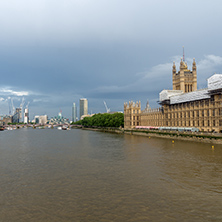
[57, 125, 70, 130]
[0, 126, 5, 131]
[62, 125, 69, 130]
[5, 126, 14, 130]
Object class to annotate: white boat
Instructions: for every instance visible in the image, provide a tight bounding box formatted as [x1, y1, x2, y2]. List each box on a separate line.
[6, 127, 13, 130]
[62, 126, 68, 130]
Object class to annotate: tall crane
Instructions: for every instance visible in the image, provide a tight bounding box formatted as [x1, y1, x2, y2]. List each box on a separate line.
[7, 97, 12, 115]
[26, 101, 30, 109]
[103, 101, 110, 113]
[11, 97, 15, 115]
[20, 97, 25, 109]
[20, 97, 25, 122]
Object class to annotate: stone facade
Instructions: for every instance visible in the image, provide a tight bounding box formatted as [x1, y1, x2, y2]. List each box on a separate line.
[124, 59, 222, 132]
[161, 95, 222, 132]
[124, 101, 141, 128]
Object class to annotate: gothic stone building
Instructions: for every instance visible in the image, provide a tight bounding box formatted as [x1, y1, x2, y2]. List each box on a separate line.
[124, 58, 222, 132]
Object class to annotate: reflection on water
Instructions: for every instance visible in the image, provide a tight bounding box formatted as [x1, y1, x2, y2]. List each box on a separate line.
[0, 128, 222, 221]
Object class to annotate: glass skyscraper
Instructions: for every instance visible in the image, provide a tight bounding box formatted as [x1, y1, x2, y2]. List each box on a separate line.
[72, 102, 77, 122]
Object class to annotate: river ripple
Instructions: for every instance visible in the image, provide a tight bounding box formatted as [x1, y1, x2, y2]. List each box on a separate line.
[0, 128, 222, 221]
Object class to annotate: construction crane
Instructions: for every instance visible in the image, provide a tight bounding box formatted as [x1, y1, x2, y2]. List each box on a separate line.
[26, 101, 30, 109]
[20, 97, 25, 109]
[20, 97, 25, 122]
[11, 97, 15, 115]
[103, 101, 110, 113]
[7, 97, 12, 115]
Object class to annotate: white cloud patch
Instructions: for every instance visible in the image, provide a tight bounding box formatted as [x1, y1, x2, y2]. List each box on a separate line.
[143, 62, 172, 80]
[198, 55, 222, 74]
[32, 98, 49, 103]
[196, 55, 222, 87]
[0, 88, 29, 96]
[199, 55, 222, 68]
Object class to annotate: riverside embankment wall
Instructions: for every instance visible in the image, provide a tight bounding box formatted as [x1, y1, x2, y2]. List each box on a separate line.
[71, 126, 222, 144]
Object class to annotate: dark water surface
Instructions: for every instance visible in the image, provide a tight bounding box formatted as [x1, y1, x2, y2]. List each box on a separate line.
[0, 128, 222, 221]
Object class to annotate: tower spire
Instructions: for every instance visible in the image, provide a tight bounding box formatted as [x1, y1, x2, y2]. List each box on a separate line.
[183, 46, 185, 62]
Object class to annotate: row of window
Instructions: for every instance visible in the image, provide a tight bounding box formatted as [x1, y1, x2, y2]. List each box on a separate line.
[127, 119, 220, 128]
[127, 119, 222, 128]
[166, 120, 217, 127]
[142, 115, 163, 120]
[166, 109, 221, 118]
[125, 109, 140, 114]
[129, 116, 140, 121]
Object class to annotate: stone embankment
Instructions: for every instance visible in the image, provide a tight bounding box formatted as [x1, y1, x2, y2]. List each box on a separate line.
[71, 125, 222, 144]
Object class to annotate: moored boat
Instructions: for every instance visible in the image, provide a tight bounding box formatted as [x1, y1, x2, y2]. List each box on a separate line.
[5, 126, 13, 130]
[0, 126, 5, 131]
[62, 126, 67, 130]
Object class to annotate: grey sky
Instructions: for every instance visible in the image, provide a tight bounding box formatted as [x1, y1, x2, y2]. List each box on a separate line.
[1, 0, 222, 119]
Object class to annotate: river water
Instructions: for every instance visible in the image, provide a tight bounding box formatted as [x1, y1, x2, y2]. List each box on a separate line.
[0, 128, 222, 221]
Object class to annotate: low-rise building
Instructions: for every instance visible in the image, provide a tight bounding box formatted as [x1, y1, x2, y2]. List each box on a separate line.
[49, 112, 69, 125]
[34, 115, 48, 125]
[0, 115, 12, 125]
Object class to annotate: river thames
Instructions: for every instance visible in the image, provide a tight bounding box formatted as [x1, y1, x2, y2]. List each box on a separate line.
[0, 128, 222, 221]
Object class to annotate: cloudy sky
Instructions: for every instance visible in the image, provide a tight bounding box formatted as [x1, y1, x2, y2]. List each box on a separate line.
[1, 0, 222, 120]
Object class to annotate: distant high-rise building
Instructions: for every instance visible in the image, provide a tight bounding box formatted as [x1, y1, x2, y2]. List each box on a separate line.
[24, 108, 29, 124]
[12, 108, 22, 123]
[72, 102, 77, 122]
[34, 115, 48, 125]
[79, 98, 88, 119]
[16, 108, 22, 121]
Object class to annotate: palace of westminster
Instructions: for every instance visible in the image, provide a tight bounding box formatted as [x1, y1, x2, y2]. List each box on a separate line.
[124, 56, 222, 132]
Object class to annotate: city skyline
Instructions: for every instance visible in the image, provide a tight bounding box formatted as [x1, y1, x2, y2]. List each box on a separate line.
[1, 1, 222, 120]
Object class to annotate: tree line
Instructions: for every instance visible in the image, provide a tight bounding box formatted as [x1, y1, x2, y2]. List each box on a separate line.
[73, 113, 124, 128]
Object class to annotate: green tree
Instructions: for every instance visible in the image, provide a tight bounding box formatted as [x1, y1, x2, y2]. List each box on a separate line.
[72, 112, 124, 128]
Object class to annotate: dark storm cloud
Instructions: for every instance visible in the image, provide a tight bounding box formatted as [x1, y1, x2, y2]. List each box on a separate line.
[1, 0, 222, 118]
